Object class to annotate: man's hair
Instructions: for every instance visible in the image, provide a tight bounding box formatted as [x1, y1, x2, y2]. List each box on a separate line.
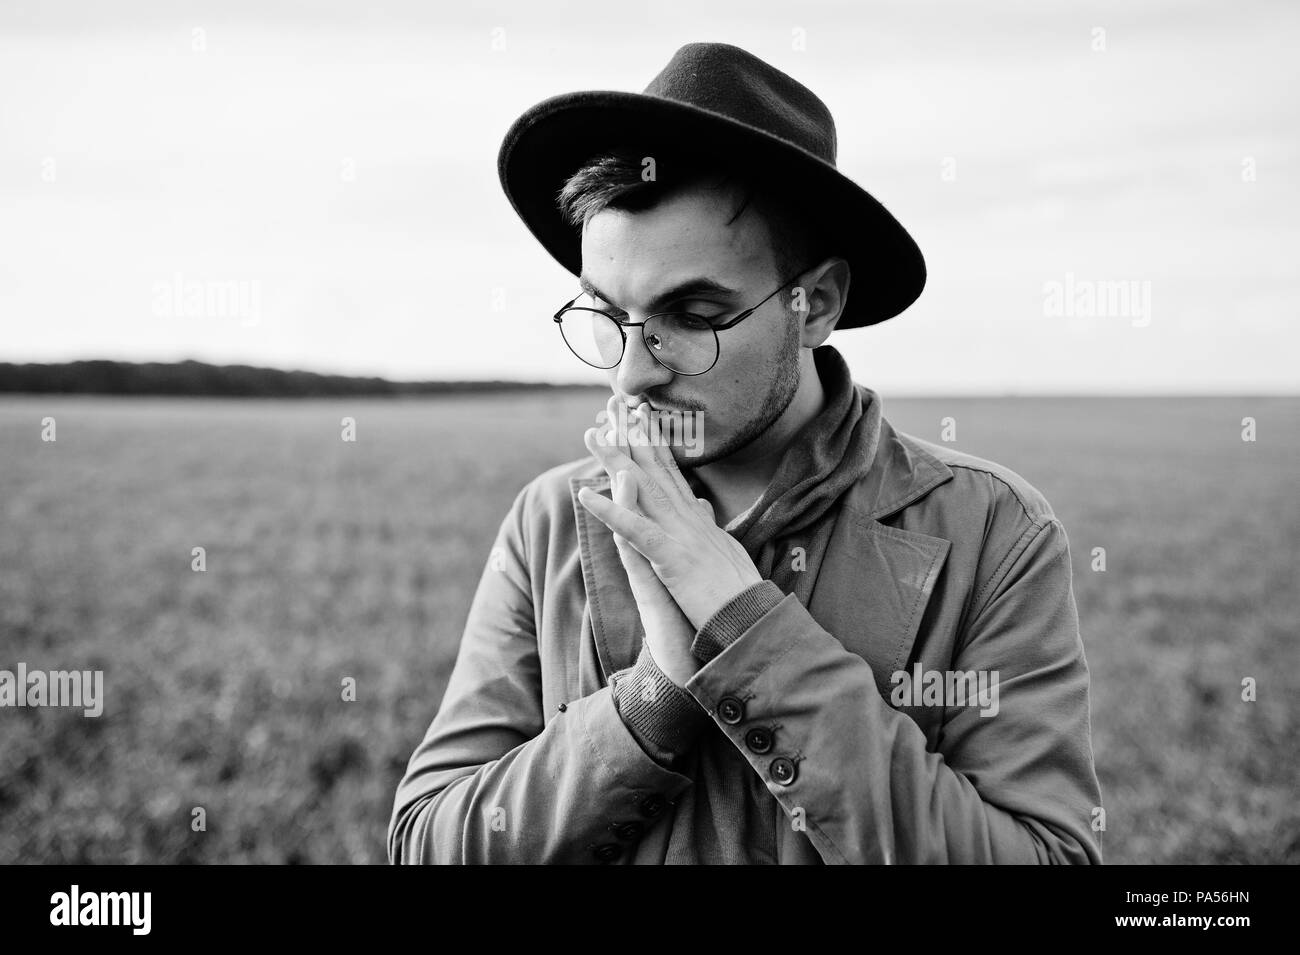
[556, 146, 824, 295]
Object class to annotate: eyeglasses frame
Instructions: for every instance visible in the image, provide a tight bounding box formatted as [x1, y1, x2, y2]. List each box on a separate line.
[551, 265, 812, 377]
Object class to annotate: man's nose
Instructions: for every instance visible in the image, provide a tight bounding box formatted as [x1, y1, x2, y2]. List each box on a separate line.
[614, 323, 675, 398]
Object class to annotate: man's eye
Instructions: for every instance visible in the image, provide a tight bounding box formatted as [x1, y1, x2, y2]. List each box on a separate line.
[679, 305, 726, 323]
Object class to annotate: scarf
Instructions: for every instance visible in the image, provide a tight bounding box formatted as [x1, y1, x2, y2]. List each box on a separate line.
[703, 344, 882, 603]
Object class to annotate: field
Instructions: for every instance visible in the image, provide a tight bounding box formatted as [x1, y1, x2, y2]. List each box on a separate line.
[1, 392, 1297, 864]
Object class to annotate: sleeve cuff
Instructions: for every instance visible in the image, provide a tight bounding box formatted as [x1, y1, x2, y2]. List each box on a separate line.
[612, 642, 712, 765]
[690, 580, 786, 665]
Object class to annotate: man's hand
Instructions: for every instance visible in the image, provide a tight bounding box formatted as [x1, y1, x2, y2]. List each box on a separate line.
[586, 396, 699, 687]
[579, 399, 764, 633]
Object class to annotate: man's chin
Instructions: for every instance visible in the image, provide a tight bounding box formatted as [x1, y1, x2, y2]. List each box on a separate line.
[671, 444, 718, 468]
[669, 429, 749, 469]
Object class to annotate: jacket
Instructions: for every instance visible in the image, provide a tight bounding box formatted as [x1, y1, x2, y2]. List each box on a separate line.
[388, 369, 1104, 864]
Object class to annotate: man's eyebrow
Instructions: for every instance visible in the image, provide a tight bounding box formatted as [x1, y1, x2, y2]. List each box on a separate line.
[578, 274, 738, 311]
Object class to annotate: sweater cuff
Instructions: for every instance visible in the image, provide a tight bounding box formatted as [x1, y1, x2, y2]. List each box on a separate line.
[690, 580, 786, 665]
[612, 642, 711, 766]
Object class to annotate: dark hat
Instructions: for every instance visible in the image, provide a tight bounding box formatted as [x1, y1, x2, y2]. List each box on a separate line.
[497, 41, 925, 330]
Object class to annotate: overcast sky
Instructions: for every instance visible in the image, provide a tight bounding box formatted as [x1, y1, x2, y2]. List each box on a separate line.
[1, 0, 1296, 393]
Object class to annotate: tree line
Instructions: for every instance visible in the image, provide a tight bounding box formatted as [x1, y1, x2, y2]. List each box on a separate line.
[0, 360, 596, 397]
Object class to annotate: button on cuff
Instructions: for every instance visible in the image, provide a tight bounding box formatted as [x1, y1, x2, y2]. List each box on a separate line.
[717, 695, 746, 725]
[770, 756, 798, 786]
[638, 793, 667, 818]
[592, 842, 623, 863]
[611, 821, 645, 841]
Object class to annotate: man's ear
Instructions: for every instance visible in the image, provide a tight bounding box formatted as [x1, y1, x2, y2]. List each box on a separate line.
[795, 257, 851, 347]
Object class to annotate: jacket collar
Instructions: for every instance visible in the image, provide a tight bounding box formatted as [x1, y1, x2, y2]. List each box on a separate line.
[569, 415, 955, 688]
[851, 413, 954, 522]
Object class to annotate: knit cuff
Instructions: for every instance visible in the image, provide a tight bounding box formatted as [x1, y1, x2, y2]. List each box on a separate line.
[612, 642, 711, 765]
[691, 580, 786, 665]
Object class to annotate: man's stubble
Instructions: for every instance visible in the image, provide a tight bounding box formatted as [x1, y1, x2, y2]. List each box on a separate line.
[678, 313, 803, 468]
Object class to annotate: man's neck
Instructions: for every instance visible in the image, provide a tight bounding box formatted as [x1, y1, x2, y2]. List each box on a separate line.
[690, 351, 826, 527]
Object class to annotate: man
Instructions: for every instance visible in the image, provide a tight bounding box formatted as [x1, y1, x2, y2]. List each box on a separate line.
[389, 42, 1103, 864]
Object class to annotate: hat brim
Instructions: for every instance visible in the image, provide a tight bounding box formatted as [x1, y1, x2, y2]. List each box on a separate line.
[497, 90, 925, 330]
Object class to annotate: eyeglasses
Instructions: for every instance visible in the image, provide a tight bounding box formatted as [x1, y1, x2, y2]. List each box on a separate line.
[552, 267, 809, 376]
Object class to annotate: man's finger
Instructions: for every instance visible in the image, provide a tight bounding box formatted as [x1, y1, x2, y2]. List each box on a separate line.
[614, 443, 680, 521]
[608, 469, 641, 566]
[604, 394, 623, 445]
[585, 425, 639, 479]
[619, 405, 688, 506]
[612, 468, 637, 510]
[576, 485, 665, 558]
[639, 403, 696, 502]
[589, 397, 628, 489]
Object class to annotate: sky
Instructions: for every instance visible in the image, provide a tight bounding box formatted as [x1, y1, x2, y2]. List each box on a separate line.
[1, 0, 1297, 394]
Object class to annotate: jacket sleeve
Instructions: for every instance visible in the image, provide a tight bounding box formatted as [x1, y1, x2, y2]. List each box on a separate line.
[387, 484, 699, 864]
[683, 517, 1104, 864]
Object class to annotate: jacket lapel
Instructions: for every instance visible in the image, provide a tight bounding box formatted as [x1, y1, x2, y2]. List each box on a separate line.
[571, 474, 643, 679]
[805, 422, 954, 696]
[806, 508, 951, 699]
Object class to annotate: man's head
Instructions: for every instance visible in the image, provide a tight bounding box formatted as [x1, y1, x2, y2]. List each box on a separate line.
[558, 146, 852, 465]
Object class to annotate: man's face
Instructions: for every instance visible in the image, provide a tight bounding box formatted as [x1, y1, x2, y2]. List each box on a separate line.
[578, 181, 802, 466]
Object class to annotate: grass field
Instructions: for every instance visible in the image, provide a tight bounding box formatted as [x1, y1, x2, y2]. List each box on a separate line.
[1, 392, 1297, 864]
